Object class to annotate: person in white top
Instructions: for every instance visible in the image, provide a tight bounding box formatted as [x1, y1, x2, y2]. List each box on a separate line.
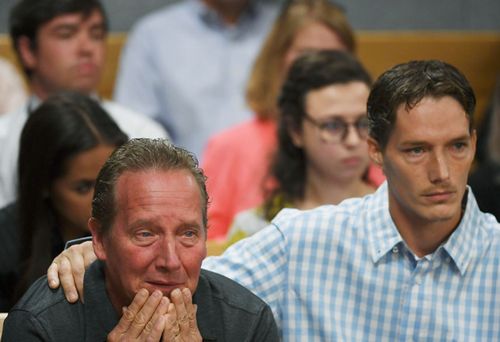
[0, 57, 27, 115]
[0, 0, 169, 208]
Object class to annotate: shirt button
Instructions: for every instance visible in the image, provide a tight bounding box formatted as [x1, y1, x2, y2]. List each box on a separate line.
[392, 246, 399, 254]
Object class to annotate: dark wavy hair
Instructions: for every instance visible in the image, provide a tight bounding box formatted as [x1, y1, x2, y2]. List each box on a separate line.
[263, 50, 372, 220]
[9, 0, 108, 78]
[16, 91, 127, 300]
[367, 59, 476, 150]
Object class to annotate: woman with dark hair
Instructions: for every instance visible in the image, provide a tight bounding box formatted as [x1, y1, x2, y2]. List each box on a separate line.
[0, 91, 128, 311]
[202, 0, 377, 241]
[226, 50, 380, 244]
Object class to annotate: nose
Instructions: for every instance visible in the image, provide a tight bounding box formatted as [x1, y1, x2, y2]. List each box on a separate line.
[343, 125, 362, 147]
[428, 151, 450, 184]
[77, 33, 96, 56]
[155, 237, 182, 272]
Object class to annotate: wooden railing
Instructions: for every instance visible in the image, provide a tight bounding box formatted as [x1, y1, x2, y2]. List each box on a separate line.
[1, 32, 499, 122]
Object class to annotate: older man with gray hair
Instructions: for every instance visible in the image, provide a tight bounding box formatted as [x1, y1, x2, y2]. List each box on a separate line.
[4, 139, 278, 341]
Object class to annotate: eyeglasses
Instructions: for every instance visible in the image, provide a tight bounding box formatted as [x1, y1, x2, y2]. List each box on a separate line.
[303, 114, 370, 143]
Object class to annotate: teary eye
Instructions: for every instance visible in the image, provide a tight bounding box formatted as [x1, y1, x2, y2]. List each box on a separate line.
[178, 227, 202, 247]
[132, 229, 157, 246]
[138, 231, 153, 237]
[405, 147, 425, 156]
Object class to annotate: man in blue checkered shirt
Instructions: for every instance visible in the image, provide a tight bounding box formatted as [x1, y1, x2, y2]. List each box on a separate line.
[48, 58, 500, 341]
[205, 59, 500, 340]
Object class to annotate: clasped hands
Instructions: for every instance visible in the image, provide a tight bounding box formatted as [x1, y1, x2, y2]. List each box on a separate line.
[107, 287, 202, 342]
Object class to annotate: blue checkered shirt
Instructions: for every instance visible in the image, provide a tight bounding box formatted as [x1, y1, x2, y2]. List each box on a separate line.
[203, 182, 500, 341]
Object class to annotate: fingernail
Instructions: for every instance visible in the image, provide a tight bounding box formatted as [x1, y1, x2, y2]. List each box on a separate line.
[171, 288, 181, 297]
[152, 290, 162, 298]
[67, 292, 77, 302]
[49, 280, 57, 288]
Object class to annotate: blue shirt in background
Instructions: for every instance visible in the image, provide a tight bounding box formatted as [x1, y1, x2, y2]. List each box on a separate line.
[114, 0, 278, 157]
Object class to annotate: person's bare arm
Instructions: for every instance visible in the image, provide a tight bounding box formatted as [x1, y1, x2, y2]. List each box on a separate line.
[47, 241, 96, 302]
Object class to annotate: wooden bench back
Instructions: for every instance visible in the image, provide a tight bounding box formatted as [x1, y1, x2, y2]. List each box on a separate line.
[1, 32, 499, 122]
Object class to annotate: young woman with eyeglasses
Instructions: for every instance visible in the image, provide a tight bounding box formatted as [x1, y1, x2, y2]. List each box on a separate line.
[225, 50, 383, 245]
[202, 0, 368, 242]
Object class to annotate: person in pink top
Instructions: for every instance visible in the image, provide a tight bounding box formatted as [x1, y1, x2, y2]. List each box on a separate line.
[202, 117, 277, 239]
[202, 0, 383, 240]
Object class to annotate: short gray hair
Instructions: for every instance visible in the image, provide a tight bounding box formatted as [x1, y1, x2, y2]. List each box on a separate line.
[92, 138, 208, 233]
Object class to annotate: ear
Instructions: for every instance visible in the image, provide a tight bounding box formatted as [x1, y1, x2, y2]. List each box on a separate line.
[367, 137, 383, 167]
[88, 217, 107, 261]
[17, 36, 37, 70]
[288, 123, 304, 148]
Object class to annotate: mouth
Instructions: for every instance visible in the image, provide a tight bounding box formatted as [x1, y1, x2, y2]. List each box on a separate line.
[341, 157, 362, 167]
[145, 281, 184, 294]
[76, 63, 97, 75]
[423, 190, 456, 203]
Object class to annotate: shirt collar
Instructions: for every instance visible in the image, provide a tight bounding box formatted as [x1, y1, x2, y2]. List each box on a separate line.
[441, 187, 486, 276]
[367, 183, 487, 276]
[192, 0, 260, 38]
[365, 182, 405, 263]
